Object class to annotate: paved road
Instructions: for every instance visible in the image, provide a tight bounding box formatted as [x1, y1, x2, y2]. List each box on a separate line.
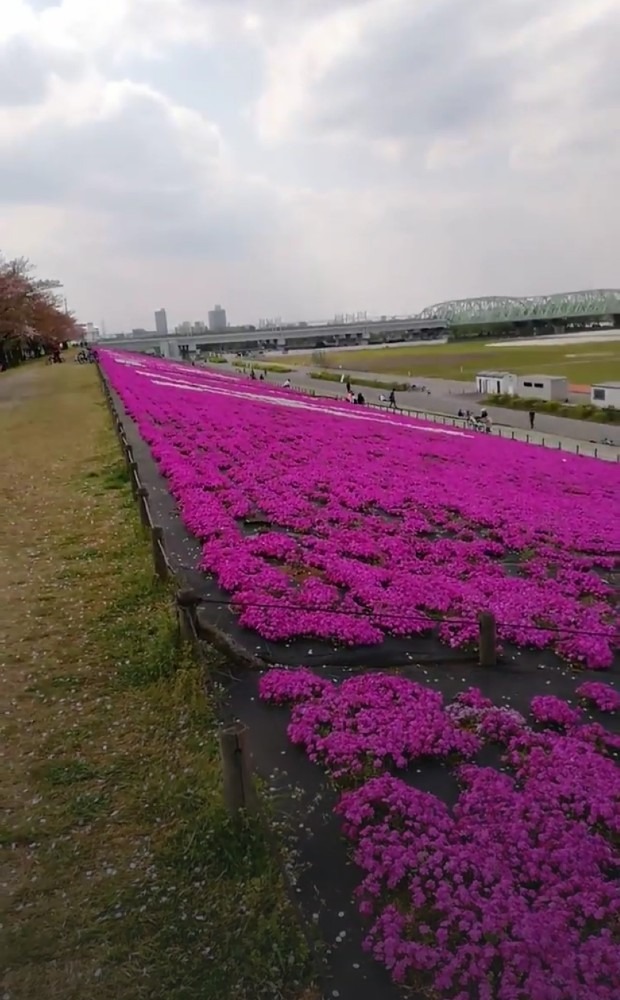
[215, 359, 620, 463]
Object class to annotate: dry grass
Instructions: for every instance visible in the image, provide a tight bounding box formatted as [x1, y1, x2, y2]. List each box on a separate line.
[0, 364, 315, 1000]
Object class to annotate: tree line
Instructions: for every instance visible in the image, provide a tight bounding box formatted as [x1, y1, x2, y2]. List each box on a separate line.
[0, 254, 78, 370]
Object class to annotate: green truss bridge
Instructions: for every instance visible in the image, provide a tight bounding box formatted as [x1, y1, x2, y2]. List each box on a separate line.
[417, 289, 620, 327]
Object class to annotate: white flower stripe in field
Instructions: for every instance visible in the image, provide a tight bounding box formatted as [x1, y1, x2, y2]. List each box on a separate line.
[141, 372, 468, 438]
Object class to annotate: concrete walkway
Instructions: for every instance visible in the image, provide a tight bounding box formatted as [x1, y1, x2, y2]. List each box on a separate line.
[214, 359, 620, 463]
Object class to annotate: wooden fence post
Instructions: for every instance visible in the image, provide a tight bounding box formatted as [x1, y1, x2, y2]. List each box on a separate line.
[176, 605, 195, 643]
[151, 526, 168, 581]
[219, 722, 256, 817]
[129, 461, 138, 498]
[478, 611, 497, 667]
[176, 589, 200, 643]
[137, 486, 150, 528]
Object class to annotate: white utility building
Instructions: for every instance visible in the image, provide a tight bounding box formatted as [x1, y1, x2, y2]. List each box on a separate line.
[515, 374, 569, 401]
[591, 382, 620, 409]
[475, 371, 517, 395]
[476, 371, 569, 401]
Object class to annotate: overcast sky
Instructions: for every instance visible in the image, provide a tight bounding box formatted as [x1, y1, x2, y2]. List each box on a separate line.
[1, 0, 618, 331]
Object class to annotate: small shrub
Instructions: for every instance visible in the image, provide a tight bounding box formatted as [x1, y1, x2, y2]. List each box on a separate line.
[486, 394, 616, 424]
[232, 360, 293, 373]
[310, 370, 409, 391]
[312, 349, 328, 368]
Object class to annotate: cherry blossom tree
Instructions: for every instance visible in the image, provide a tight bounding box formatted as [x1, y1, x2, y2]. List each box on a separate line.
[0, 254, 78, 369]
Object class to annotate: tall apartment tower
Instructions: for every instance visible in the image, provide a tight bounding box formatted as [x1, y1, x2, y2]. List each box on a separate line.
[208, 304, 227, 332]
[155, 308, 168, 336]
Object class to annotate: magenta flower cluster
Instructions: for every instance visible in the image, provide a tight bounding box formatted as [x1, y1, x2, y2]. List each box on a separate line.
[337, 769, 620, 999]
[529, 694, 582, 729]
[446, 687, 528, 743]
[259, 666, 332, 704]
[100, 351, 619, 668]
[576, 681, 620, 713]
[261, 670, 480, 778]
[259, 667, 620, 997]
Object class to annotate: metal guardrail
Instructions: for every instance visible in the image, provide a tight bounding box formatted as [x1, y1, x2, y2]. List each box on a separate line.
[213, 357, 617, 460]
[296, 388, 619, 462]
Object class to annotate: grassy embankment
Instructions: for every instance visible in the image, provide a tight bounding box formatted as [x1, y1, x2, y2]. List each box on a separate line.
[287, 339, 620, 386]
[0, 363, 316, 1000]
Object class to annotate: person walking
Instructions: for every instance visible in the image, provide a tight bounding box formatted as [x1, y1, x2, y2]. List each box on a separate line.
[388, 389, 397, 411]
[529, 410, 535, 430]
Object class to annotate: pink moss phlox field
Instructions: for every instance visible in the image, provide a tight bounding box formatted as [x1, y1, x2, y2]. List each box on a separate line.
[100, 351, 619, 668]
[259, 668, 620, 997]
[576, 681, 620, 713]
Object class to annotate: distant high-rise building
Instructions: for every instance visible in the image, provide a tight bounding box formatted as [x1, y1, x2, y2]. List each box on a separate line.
[79, 322, 100, 342]
[155, 308, 168, 336]
[208, 304, 227, 332]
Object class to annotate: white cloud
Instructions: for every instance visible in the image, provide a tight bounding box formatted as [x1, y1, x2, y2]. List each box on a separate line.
[1, 0, 216, 59]
[255, 0, 619, 163]
[0, 0, 618, 330]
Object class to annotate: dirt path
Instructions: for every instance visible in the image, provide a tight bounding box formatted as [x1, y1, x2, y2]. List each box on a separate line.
[0, 363, 48, 408]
